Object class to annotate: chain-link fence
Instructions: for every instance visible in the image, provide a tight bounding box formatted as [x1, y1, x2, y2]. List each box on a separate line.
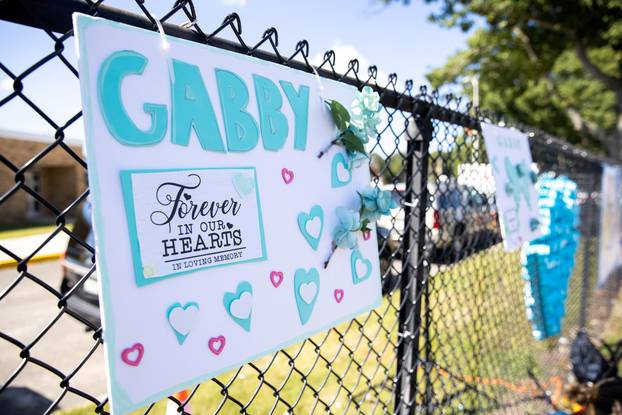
[0, 1, 620, 414]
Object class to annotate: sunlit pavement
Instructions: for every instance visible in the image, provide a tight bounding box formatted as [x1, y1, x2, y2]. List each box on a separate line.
[0, 260, 106, 410]
[0, 233, 68, 264]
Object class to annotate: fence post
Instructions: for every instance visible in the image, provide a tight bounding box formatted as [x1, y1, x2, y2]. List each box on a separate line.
[579, 176, 594, 329]
[395, 114, 432, 414]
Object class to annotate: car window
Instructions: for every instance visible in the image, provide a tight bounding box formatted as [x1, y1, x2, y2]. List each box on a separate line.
[470, 192, 484, 206]
[438, 189, 462, 209]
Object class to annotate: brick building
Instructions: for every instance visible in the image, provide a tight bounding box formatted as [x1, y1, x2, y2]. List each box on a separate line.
[0, 129, 85, 226]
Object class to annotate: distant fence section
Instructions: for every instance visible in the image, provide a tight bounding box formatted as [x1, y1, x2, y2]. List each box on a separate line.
[0, 1, 620, 414]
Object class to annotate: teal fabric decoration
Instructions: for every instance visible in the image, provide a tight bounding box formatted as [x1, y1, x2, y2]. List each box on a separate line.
[359, 186, 399, 222]
[332, 207, 361, 249]
[521, 174, 580, 340]
[350, 86, 381, 142]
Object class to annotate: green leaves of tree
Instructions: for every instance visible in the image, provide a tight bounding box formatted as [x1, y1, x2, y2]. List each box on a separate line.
[419, 0, 622, 156]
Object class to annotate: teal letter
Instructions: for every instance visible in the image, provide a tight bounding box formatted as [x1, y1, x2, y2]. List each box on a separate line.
[280, 81, 309, 151]
[252, 74, 288, 151]
[171, 59, 225, 152]
[97, 50, 167, 146]
[215, 69, 259, 152]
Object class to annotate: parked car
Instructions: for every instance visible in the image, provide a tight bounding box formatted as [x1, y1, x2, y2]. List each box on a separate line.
[59, 202, 100, 328]
[427, 181, 499, 262]
[378, 180, 499, 264]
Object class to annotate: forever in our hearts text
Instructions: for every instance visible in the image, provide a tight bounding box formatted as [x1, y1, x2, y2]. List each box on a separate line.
[150, 174, 241, 227]
[149, 174, 245, 261]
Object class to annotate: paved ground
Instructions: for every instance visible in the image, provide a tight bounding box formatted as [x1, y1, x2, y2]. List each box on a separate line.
[0, 260, 106, 411]
[0, 232, 68, 264]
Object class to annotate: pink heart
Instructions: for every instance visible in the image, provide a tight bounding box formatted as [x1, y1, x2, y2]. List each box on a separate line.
[270, 271, 284, 288]
[208, 336, 226, 355]
[334, 289, 344, 303]
[121, 343, 144, 367]
[281, 168, 294, 184]
[363, 229, 371, 241]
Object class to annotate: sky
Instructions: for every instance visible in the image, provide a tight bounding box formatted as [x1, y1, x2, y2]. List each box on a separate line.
[0, 0, 471, 140]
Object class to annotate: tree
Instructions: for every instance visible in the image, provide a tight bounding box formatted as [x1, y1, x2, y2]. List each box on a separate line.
[379, 153, 407, 184]
[416, 0, 622, 158]
[429, 132, 485, 177]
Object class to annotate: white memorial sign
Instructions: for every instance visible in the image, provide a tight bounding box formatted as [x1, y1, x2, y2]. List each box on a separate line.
[74, 14, 381, 414]
[597, 164, 622, 287]
[481, 123, 541, 250]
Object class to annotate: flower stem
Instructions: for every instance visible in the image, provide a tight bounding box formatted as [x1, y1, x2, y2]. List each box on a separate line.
[323, 243, 337, 269]
[317, 137, 340, 159]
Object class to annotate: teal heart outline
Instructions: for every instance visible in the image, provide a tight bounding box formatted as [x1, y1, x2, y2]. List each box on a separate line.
[166, 301, 200, 345]
[223, 281, 253, 332]
[350, 249, 372, 284]
[232, 172, 255, 197]
[297, 205, 324, 251]
[331, 152, 352, 188]
[504, 156, 531, 210]
[294, 267, 320, 325]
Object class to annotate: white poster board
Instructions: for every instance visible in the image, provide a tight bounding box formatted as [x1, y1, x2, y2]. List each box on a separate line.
[597, 164, 622, 287]
[74, 14, 381, 414]
[481, 123, 541, 250]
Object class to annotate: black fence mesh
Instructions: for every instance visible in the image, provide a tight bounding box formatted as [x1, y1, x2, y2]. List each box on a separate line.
[0, 1, 620, 414]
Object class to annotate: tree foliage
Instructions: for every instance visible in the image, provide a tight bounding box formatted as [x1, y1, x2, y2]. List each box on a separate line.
[418, 0, 622, 158]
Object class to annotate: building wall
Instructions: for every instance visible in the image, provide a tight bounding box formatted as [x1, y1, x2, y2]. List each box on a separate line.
[0, 136, 85, 226]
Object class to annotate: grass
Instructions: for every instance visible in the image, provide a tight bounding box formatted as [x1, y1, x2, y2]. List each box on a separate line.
[604, 285, 622, 343]
[0, 223, 73, 240]
[56, 241, 604, 414]
[57, 295, 400, 415]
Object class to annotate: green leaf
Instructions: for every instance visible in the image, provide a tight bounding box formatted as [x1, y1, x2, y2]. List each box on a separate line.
[360, 219, 370, 231]
[357, 191, 365, 213]
[328, 100, 350, 131]
[341, 130, 366, 154]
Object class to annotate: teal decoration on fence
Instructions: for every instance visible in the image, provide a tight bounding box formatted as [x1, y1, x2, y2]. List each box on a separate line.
[521, 173, 580, 340]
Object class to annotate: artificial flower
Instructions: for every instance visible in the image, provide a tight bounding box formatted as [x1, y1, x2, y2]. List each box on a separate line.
[347, 149, 369, 169]
[353, 86, 380, 114]
[332, 207, 361, 249]
[350, 87, 382, 143]
[344, 124, 368, 144]
[359, 186, 398, 222]
[350, 114, 380, 143]
[318, 86, 381, 162]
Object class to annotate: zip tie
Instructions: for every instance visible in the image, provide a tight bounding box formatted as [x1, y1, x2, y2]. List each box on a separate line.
[310, 64, 327, 110]
[152, 13, 175, 83]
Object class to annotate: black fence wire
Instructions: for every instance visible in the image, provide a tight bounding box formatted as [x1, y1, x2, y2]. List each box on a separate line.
[0, 1, 620, 414]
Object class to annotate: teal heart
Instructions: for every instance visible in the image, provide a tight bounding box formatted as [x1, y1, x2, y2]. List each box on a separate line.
[232, 172, 255, 197]
[350, 249, 372, 284]
[297, 205, 324, 251]
[223, 281, 253, 332]
[504, 156, 531, 209]
[166, 301, 200, 345]
[331, 152, 352, 188]
[294, 267, 320, 325]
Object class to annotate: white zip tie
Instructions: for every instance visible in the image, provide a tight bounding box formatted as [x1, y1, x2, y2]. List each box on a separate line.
[152, 13, 175, 83]
[310, 63, 327, 109]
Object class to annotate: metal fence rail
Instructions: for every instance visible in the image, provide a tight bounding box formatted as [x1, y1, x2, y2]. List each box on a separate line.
[0, 1, 619, 414]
